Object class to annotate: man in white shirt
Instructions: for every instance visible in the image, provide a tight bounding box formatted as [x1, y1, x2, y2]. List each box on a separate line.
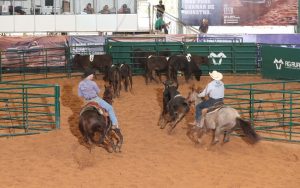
[193, 70, 224, 126]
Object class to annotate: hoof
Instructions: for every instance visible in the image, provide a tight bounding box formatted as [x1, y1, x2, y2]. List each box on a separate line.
[211, 140, 219, 145]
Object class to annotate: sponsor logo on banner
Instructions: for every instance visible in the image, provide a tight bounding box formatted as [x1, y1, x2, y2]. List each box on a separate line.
[273, 58, 300, 70]
[273, 58, 284, 70]
[208, 52, 226, 65]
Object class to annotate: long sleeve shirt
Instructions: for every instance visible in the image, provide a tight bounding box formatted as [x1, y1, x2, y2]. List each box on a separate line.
[198, 80, 224, 99]
[78, 79, 100, 100]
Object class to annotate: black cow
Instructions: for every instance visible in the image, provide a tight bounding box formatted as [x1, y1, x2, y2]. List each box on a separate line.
[158, 80, 190, 134]
[73, 54, 112, 81]
[168, 54, 210, 84]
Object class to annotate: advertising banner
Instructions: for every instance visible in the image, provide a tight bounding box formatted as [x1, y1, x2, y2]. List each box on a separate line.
[197, 34, 300, 45]
[181, 0, 298, 26]
[68, 36, 106, 56]
[262, 46, 300, 80]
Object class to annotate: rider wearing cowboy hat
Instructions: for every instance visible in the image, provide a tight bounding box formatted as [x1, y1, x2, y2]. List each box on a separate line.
[78, 68, 120, 130]
[192, 70, 224, 126]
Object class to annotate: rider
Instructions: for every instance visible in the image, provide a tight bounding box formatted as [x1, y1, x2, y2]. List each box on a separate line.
[78, 68, 120, 130]
[192, 70, 224, 126]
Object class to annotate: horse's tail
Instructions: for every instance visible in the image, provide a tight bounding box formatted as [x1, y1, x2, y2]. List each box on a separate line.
[236, 118, 260, 144]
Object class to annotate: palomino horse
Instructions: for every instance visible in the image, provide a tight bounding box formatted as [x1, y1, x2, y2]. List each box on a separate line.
[79, 102, 123, 152]
[158, 81, 190, 134]
[186, 88, 260, 145]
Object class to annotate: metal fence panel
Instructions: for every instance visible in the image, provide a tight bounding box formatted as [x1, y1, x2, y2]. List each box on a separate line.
[0, 82, 60, 137]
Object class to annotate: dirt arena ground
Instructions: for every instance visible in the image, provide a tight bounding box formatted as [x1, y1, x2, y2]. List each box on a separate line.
[0, 75, 299, 188]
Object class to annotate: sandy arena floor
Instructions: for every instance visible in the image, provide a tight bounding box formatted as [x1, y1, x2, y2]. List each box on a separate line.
[0, 75, 299, 188]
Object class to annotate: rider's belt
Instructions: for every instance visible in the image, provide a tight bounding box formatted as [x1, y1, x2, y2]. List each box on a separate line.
[85, 96, 97, 100]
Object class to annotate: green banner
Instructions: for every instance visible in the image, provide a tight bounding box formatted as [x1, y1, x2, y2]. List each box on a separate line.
[262, 46, 300, 80]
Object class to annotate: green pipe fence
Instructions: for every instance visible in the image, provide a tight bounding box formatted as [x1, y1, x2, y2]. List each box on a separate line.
[225, 80, 300, 142]
[0, 82, 60, 137]
[106, 41, 258, 75]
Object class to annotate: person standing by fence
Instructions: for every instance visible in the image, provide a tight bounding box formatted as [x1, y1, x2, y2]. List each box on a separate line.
[155, 0, 165, 18]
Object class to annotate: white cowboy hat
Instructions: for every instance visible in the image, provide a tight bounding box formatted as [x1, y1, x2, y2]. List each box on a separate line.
[209, 70, 223, 81]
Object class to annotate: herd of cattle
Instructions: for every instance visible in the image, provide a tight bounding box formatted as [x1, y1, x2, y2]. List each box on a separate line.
[73, 50, 210, 97]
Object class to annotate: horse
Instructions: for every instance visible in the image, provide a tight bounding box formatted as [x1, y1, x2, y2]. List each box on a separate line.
[186, 88, 260, 146]
[145, 55, 169, 84]
[107, 64, 121, 98]
[103, 84, 114, 105]
[79, 102, 123, 152]
[118, 63, 133, 92]
[168, 54, 210, 84]
[72, 54, 112, 81]
[158, 81, 190, 134]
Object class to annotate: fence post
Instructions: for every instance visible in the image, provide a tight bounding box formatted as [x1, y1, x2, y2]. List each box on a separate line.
[289, 93, 293, 141]
[54, 84, 60, 129]
[249, 84, 254, 126]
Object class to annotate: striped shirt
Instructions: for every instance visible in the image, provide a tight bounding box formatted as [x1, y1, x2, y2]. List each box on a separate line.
[198, 80, 224, 99]
[78, 79, 100, 100]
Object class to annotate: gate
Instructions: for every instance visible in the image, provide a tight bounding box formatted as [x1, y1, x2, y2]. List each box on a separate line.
[225, 80, 300, 142]
[0, 82, 60, 137]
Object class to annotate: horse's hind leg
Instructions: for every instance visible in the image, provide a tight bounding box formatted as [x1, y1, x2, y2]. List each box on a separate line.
[223, 126, 235, 144]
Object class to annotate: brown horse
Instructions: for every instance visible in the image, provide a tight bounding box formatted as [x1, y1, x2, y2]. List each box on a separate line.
[73, 54, 112, 81]
[79, 102, 123, 152]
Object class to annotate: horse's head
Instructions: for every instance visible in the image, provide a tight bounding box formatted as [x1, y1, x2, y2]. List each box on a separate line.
[103, 84, 114, 104]
[186, 84, 203, 106]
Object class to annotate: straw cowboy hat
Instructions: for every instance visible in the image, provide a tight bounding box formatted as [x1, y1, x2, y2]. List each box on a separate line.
[83, 68, 95, 78]
[209, 70, 223, 81]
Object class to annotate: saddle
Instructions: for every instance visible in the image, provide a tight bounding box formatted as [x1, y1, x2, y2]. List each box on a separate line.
[207, 101, 224, 113]
[80, 101, 108, 117]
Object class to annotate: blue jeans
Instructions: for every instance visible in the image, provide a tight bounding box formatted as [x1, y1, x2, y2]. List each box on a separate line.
[195, 98, 223, 122]
[89, 96, 119, 126]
